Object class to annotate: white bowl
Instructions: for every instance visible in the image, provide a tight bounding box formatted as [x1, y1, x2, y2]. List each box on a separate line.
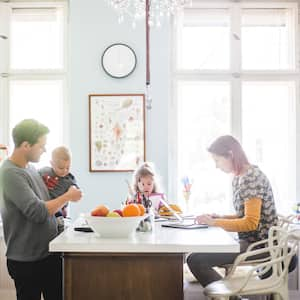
[85, 214, 147, 238]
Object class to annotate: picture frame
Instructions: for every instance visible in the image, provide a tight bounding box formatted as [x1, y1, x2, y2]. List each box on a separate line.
[89, 94, 146, 172]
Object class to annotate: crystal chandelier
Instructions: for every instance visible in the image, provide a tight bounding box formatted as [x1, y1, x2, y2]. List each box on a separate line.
[106, 0, 191, 110]
[106, 0, 191, 27]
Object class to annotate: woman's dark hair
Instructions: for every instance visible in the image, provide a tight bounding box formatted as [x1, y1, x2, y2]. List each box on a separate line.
[12, 119, 49, 147]
[208, 135, 249, 175]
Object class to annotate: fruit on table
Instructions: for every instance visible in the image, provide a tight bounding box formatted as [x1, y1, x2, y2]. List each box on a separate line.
[158, 204, 182, 216]
[122, 204, 141, 217]
[137, 204, 146, 216]
[107, 211, 121, 217]
[91, 204, 109, 216]
[113, 209, 123, 217]
[91, 204, 145, 217]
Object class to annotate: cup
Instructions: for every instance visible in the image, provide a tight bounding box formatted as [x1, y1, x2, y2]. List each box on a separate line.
[183, 191, 191, 202]
[183, 191, 191, 212]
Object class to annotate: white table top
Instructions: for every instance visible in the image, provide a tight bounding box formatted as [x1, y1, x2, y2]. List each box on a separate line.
[49, 222, 240, 253]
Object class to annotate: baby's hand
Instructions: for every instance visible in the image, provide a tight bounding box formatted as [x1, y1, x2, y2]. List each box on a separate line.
[66, 186, 82, 202]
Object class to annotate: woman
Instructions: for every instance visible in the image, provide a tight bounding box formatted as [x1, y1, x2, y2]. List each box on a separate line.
[187, 135, 277, 287]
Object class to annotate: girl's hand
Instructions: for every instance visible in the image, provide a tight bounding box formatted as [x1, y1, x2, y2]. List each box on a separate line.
[194, 214, 215, 226]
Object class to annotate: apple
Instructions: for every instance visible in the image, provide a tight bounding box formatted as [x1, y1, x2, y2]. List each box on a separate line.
[113, 209, 123, 217]
[91, 205, 109, 216]
[107, 211, 121, 217]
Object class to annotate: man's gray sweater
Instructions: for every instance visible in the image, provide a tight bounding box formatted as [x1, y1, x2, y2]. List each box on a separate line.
[0, 159, 57, 261]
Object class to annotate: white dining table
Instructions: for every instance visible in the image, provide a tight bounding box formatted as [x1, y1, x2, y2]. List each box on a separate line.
[49, 222, 239, 300]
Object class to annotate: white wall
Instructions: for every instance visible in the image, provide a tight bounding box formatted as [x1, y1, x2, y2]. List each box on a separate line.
[69, 0, 170, 217]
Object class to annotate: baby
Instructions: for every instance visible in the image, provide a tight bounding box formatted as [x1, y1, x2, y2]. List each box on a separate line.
[39, 146, 79, 233]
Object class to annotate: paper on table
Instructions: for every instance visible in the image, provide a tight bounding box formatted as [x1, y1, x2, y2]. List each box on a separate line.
[159, 197, 183, 222]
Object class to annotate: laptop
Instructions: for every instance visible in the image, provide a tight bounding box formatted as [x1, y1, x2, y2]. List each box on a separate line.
[161, 222, 208, 229]
[159, 198, 208, 229]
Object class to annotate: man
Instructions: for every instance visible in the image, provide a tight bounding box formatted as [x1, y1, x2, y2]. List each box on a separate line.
[0, 119, 82, 300]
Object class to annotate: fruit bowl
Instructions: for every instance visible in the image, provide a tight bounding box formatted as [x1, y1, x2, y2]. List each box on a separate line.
[84, 214, 147, 238]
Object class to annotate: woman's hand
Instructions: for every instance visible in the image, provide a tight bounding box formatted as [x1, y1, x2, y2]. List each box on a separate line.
[194, 214, 215, 226]
[209, 213, 220, 218]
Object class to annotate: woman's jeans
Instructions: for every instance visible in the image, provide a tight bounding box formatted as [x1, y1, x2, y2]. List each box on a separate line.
[186, 239, 249, 287]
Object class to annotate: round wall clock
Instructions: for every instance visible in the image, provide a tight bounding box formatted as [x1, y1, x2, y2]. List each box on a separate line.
[101, 43, 137, 79]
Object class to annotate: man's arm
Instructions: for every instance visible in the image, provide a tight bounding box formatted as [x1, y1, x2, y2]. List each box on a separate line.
[45, 186, 82, 216]
[3, 168, 49, 223]
[3, 168, 82, 221]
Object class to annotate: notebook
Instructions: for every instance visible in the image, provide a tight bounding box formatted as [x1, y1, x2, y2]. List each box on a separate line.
[161, 222, 208, 229]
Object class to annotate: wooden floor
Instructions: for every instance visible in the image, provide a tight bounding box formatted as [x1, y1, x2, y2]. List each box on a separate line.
[0, 289, 15, 299]
[184, 282, 300, 300]
[1, 283, 299, 300]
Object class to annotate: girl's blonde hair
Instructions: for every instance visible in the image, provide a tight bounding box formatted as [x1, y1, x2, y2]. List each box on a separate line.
[132, 162, 161, 194]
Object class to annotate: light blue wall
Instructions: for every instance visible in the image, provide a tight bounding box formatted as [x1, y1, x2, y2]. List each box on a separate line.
[69, 0, 170, 217]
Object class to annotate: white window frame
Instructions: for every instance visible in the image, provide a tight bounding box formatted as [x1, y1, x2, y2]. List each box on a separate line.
[169, 1, 300, 210]
[0, 0, 69, 148]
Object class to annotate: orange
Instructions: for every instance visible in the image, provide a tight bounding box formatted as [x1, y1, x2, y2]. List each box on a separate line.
[122, 204, 140, 217]
[137, 204, 146, 216]
[91, 204, 109, 216]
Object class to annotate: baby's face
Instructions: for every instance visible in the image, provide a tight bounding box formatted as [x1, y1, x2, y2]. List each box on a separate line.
[137, 175, 154, 195]
[51, 159, 71, 177]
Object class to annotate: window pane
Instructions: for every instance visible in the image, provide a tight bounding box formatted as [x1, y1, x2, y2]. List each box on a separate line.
[242, 8, 295, 70]
[10, 7, 65, 70]
[9, 80, 64, 166]
[0, 3, 9, 73]
[242, 81, 296, 213]
[178, 9, 230, 70]
[177, 81, 231, 213]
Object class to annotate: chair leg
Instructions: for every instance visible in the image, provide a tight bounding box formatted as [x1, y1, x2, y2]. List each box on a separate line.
[275, 281, 289, 300]
[266, 294, 273, 300]
[272, 294, 283, 300]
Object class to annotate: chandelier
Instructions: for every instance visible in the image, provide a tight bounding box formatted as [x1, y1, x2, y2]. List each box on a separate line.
[106, 0, 191, 109]
[106, 0, 191, 27]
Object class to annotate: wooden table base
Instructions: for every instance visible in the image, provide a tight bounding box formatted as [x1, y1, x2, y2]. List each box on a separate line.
[64, 253, 184, 300]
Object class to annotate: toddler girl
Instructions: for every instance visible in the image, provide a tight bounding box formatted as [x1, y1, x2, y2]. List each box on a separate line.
[128, 162, 164, 214]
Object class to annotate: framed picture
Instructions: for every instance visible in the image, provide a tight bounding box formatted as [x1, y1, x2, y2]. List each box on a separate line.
[89, 94, 146, 172]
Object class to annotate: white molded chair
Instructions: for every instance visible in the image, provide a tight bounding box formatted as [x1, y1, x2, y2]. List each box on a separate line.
[204, 228, 300, 300]
[277, 214, 297, 230]
[223, 216, 298, 276]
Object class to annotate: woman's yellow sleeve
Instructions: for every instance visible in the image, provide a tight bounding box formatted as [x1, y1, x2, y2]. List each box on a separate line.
[213, 198, 262, 232]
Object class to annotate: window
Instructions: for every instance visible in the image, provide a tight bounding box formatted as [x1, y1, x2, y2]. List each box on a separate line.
[10, 7, 65, 70]
[176, 8, 230, 70]
[0, 2, 68, 166]
[242, 81, 296, 213]
[242, 8, 296, 70]
[176, 81, 232, 213]
[171, 2, 299, 214]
